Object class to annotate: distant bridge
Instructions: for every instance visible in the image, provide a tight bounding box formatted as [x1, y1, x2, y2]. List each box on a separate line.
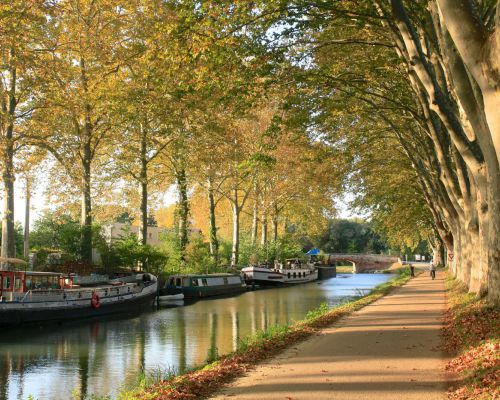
[324, 253, 401, 273]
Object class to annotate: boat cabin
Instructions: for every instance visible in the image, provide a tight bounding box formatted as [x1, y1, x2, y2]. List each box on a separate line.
[166, 274, 242, 289]
[0, 271, 73, 301]
[163, 273, 244, 299]
[284, 258, 303, 269]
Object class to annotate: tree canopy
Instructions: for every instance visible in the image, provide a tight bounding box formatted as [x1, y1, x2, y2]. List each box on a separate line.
[1, 0, 498, 304]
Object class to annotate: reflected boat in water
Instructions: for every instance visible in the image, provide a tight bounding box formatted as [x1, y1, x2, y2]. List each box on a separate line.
[0, 273, 395, 400]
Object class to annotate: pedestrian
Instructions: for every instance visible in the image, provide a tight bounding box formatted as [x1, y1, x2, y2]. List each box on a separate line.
[410, 264, 415, 277]
[429, 262, 436, 280]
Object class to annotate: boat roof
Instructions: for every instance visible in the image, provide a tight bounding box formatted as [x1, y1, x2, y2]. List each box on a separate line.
[23, 271, 64, 276]
[169, 273, 240, 278]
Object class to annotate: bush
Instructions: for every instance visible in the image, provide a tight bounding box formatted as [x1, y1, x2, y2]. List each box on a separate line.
[96, 230, 168, 274]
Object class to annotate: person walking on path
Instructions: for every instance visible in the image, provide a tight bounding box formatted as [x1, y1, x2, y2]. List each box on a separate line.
[430, 261, 437, 280]
[211, 273, 449, 400]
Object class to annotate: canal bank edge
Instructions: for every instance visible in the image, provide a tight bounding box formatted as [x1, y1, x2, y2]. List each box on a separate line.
[121, 269, 415, 400]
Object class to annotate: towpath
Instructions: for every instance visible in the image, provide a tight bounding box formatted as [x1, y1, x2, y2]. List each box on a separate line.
[210, 272, 449, 400]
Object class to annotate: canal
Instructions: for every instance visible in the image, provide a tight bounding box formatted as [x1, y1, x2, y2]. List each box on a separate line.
[0, 273, 394, 399]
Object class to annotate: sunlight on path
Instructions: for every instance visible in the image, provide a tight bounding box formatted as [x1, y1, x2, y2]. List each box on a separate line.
[211, 273, 449, 400]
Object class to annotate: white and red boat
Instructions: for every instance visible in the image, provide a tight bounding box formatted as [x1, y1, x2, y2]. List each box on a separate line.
[0, 270, 157, 327]
[241, 258, 318, 286]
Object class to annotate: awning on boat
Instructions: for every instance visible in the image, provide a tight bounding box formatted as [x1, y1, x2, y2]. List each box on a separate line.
[306, 248, 320, 256]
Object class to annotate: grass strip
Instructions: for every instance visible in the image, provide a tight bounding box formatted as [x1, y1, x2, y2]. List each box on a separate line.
[443, 273, 499, 400]
[117, 269, 412, 400]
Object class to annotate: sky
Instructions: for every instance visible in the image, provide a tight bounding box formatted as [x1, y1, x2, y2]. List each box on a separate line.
[9, 177, 179, 228]
[7, 177, 365, 229]
[9, 190, 364, 231]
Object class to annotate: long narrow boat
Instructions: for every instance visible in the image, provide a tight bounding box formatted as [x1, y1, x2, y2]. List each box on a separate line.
[241, 258, 318, 286]
[160, 273, 245, 299]
[0, 270, 158, 327]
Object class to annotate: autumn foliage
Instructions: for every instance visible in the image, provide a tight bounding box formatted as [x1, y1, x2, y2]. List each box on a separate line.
[443, 275, 500, 400]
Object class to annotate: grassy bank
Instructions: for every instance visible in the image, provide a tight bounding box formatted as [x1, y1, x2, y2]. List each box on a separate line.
[443, 274, 499, 400]
[114, 269, 412, 400]
[335, 265, 354, 273]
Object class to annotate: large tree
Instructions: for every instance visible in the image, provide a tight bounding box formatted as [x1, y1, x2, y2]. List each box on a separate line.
[0, 1, 46, 264]
[30, 0, 130, 262]
[239, 0, 500, 304]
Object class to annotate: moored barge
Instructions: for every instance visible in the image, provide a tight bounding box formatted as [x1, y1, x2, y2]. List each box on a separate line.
[0, 270, 158, 327]
[161, 273, 245, 299]
[241, 258, 318, 286]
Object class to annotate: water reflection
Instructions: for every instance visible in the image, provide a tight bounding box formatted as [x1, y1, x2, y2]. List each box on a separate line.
[0, 274, 393, 399]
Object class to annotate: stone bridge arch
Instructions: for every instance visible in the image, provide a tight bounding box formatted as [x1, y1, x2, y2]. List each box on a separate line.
[324, 254, 400, 273]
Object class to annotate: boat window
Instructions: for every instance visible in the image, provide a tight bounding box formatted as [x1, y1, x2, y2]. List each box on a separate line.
[14, 277, 22, 291]
[288, 273, 291, 278]
[175, 278, 181, 287]
[183, 278, 190, 286]
[3, 277, 11, 290]
[293, 272, 296, 278]
[169, 278, 175, 286]
[192, 279, 199, 286]
[27, 275, 61, 290]
[202, 278, 208, 286]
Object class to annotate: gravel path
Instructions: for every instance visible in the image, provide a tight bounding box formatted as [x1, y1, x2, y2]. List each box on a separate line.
[210, 272, 449, 400]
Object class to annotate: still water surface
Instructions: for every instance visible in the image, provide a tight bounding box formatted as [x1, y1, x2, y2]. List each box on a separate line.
[0, 273, 394, 400]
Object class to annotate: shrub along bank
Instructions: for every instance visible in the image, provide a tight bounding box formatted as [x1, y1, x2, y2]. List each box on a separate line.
[443, 274, 499, 400]
[118, 269, 412, 400]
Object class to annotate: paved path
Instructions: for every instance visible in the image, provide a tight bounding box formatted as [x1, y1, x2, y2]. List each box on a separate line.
[211, 272, 449, 400]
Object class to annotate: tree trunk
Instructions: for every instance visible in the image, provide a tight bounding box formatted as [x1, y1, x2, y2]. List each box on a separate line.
[261, 212, 268, 246]
[1, 141, 15, 264]
[251, 199, 258, 245]
[80, 156, 92, 264]
[140, 129, 148, 246]
[231, 190, 240, 267]
[24, 179, 30, 260]
[272, 204, 278, 242]
[80, 57, 93, 264]
[272, 221, 278, 242]
[177, 168, 189, 254]
[1, 51, 17, 268]
[388, 0, 500, 304]
[487, 171, 500, 305]
[207, 177, 219, 267]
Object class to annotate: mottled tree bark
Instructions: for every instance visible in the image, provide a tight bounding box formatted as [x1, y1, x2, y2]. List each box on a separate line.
[207, 176, 219, 267]
[24, 178, 31, 260]
[176, 168, 189, 255]
[231, 189, 240, 267]
[1, 51, 17, 267]
[261, 212, 268, 246]
[140, 128, 148, 246]
[387, 0, 499, 304]
[251, 199, 259, 245]
[79, 58, 93, 264]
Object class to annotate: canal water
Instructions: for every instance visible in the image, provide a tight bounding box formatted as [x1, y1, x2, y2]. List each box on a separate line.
[0, 273, 394, 400]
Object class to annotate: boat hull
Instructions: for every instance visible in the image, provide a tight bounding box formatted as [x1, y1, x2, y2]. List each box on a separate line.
[162, 274, 246, 299]
[0, 283, 157, 327]
[317, 266, 337, 279]
[184, 285, 246, 299]
[162, 285, 245, 299]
